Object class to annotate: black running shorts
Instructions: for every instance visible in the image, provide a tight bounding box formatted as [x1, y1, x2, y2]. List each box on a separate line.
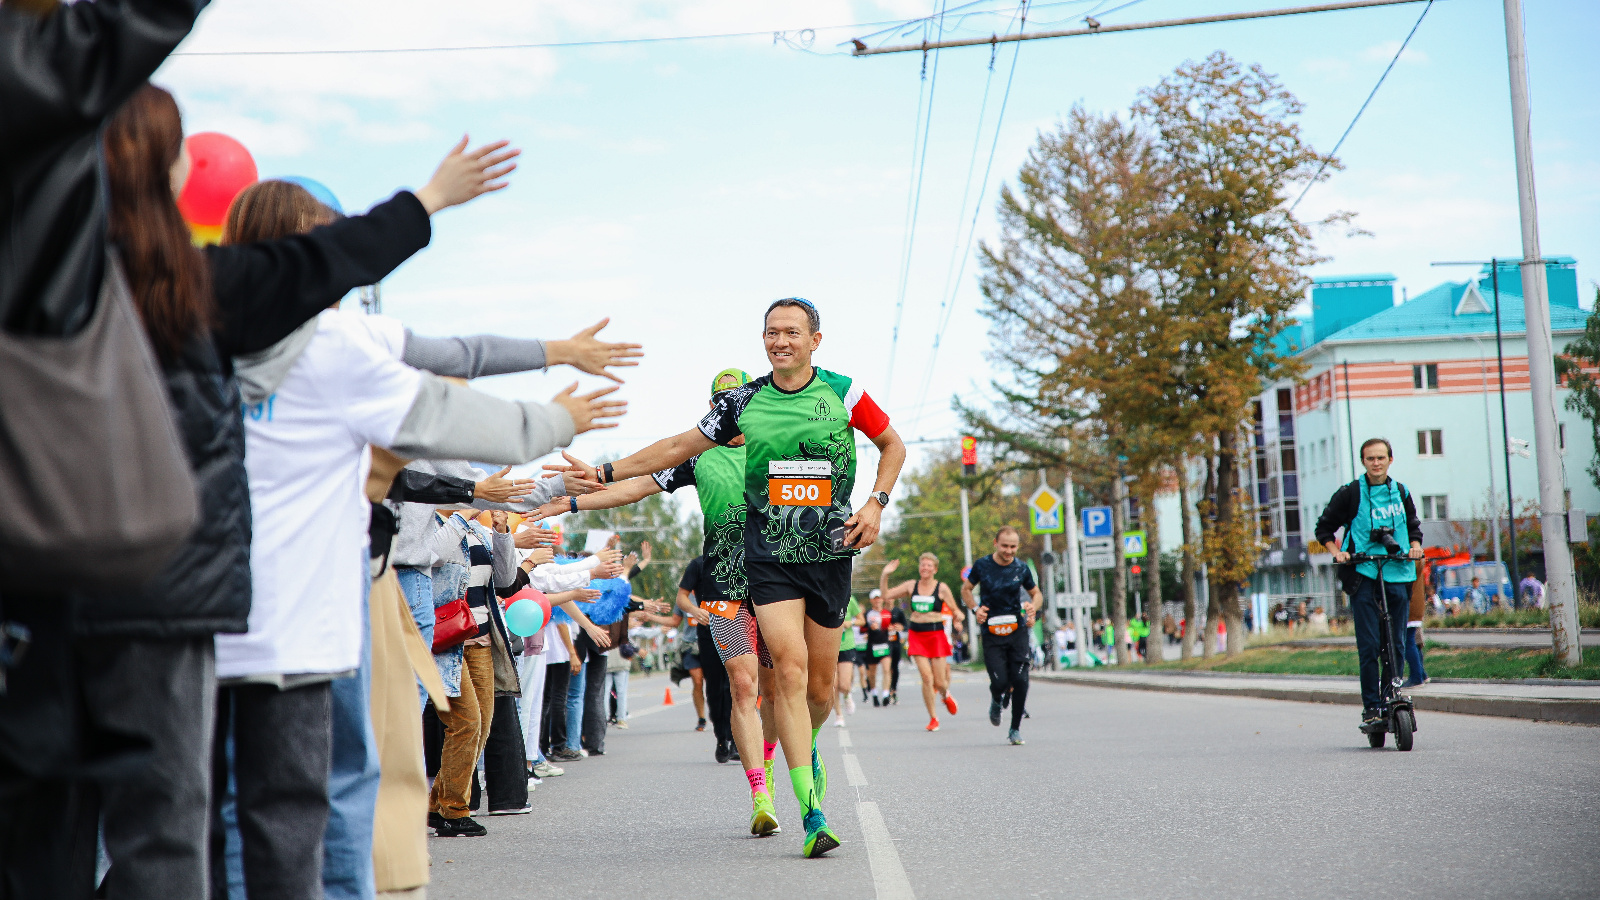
[748, 558, 852, 629]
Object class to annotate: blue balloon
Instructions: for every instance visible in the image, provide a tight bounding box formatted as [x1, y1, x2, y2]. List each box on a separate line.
[505, 599, 547, 637]
[281, 176, 342, 214]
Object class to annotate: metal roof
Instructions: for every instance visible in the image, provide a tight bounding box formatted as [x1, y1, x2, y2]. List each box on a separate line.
[1313, 279, 1588, 345]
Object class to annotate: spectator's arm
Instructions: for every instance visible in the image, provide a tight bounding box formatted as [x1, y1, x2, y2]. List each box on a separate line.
[0, 0, 202, 149]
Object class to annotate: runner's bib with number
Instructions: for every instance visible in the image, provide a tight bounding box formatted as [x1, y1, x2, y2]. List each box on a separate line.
[910, 592, 941, 615]
[870, 643, 889, 658]
[986, 614, 1019, 636]
[767, 460, 832, 507]
[699, 599, 739, 620]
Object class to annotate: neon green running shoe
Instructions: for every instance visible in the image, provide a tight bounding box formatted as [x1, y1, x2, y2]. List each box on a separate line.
[750, 792, 780, 837]
[802, 809, 840, 858]
[811, 744, 826, 805]
[764, 757, 777, 808]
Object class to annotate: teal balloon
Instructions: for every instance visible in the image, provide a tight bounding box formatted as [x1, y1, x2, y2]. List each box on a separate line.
[281, 176, 342, 214]
[504, 598, 547, 637]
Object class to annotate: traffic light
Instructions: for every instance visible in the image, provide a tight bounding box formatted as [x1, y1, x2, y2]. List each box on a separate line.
[961, 435, 977, 476]
[1125, 496, 1142, 522]
[1130, 564, 1141, 575]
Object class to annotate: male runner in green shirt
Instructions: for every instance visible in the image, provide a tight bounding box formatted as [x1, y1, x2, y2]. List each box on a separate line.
[553, 299, 906, 857]
[534, 369, 784, 837]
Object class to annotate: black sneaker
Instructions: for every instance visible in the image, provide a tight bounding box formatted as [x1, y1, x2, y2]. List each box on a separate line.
[427, 811, 447, 833]
[715, 741, 731, 764]
[989, 701, 1002, 727]
[1359, 708, 1383, 732]
[872, 695, 881, 707]
[435, 815, 487, 837]
[728, 743, 741, 762]
[550, 747, 582, 762]
[696, 717, 707, 732]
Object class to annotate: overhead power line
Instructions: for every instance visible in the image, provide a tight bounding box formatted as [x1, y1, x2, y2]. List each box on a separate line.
[850, 0, 1431, 55]
[1288, 0, 1435, 212]
[909, 2, 1029, 426]
[884, 1, 949, 404]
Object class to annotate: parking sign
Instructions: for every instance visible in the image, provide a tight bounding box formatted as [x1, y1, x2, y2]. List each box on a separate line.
[1081, 506, 1113, 538]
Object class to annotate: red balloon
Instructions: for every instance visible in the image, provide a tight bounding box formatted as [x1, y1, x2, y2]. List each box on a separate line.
[503, 586, 552, 626]
[177, 132, 257, 227]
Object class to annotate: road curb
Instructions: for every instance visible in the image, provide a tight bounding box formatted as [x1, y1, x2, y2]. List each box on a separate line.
[1033, 672, 1600, 726]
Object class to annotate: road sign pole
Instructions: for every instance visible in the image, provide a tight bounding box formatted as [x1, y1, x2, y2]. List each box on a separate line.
[959, 484, 978, 666]
[1064, 468, 1082, 594]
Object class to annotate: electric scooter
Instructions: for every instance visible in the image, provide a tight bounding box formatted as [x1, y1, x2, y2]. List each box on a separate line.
[1349, 536, 1417, 751]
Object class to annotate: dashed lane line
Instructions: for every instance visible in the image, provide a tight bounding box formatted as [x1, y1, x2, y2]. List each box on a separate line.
[835, 727, 915, 900]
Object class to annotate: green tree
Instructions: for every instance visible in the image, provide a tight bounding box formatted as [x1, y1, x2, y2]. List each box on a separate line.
[876, 448, 1046, 609]
[562, 485, 702, 602]
[1136, 51, 1331, 654]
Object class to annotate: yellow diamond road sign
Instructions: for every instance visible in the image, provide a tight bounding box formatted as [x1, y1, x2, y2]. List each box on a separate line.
[1028, 485, 1064, 535]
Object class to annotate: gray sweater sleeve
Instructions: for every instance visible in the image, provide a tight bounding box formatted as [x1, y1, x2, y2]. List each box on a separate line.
[490, 531, 518, 588]
[401, 330, 546, 378]
[386, 374, 576, 464]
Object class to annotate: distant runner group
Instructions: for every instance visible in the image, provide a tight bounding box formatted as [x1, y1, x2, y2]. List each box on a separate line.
[539, 298, 1040, 858]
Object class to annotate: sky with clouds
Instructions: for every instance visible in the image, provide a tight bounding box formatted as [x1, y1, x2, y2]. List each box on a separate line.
[153, 0, 1600, 513]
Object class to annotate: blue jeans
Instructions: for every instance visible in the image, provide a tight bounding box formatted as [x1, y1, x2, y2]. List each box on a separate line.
[1403, 625, 1428, 685]
[323, 550, 379, 900]
[606, 668, 629, 721]
[395, 566, 434, 709]
[565, 665, 585, 753]
[1352, 576, 1410, 710]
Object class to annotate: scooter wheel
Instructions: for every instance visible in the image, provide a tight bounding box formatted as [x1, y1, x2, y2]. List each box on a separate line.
[1367, 729, 1386, 749]
[1394, 709, 1415, 752]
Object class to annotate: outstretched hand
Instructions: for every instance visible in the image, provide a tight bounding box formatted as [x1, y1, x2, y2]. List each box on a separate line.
[547, 318, 644, 383]
[474, 466, 536, 504]
[414, 136, 520, 215]
[551, 383, 626, 434]
[542, 450, 599, 484]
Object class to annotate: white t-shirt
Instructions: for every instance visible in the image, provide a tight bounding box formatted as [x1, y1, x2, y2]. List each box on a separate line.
[543, 621, 571, 665]
[217, 311, 423, 679]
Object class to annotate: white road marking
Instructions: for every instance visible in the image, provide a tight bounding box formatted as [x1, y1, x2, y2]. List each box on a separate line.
[857, 801, 916, 900]
[626, 704, 671, 718]
[838, 729, 853, 748]
[842, 752, 868, 786]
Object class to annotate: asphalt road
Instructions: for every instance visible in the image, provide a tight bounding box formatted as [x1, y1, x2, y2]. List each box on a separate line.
[426, 671, 1600, 900]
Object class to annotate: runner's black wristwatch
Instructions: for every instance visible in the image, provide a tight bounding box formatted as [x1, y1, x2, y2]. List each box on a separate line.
[870, 490, 890, 507]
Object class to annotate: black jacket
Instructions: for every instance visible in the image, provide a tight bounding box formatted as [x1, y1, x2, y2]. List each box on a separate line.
[0, 0, 204, 336]
[1313, 477, 1424, 551]
[73, 194, 433, 638]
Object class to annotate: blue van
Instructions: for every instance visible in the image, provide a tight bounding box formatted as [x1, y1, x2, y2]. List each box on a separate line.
[1433, 561, 1511, 611]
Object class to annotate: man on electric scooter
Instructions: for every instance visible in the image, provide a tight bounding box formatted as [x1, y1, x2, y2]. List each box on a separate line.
[1313, 437, 1424, 732]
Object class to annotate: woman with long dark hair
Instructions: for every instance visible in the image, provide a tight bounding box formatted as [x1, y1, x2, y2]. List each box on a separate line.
[67, 83, 518, 900]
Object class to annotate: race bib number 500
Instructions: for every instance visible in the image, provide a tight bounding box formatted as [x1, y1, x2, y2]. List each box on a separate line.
[768, 461, 832, 507]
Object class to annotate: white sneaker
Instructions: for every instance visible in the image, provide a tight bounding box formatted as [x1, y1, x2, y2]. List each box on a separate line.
[532, 760, 565, 777]
[845, 695, 856, 715]
[834, 716, 847, 728]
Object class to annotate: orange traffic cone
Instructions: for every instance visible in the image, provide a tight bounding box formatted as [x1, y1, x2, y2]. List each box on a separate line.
[663, 686, 675, 706]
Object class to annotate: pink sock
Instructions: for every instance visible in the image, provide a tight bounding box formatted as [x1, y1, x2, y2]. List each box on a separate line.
[746, 767, 767, 795]
[763, 740, 777, 761]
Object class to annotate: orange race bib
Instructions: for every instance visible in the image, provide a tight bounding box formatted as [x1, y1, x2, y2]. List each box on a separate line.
[767, 460, 832, 507]
[986, 614, 1019, 636]
[700, 599, 739, 620]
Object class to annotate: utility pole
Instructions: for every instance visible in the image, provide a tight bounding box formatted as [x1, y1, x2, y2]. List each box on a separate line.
[960, 436, 978, 665]
[1502, 0, 1580, 665]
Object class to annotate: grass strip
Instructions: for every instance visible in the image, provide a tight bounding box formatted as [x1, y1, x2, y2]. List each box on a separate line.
[1146, 645, 1600, 681]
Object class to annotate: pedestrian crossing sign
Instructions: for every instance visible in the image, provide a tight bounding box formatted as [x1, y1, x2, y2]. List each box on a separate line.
[1121, 530, 1147, 558]
[1028, 485, 1065, 535]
